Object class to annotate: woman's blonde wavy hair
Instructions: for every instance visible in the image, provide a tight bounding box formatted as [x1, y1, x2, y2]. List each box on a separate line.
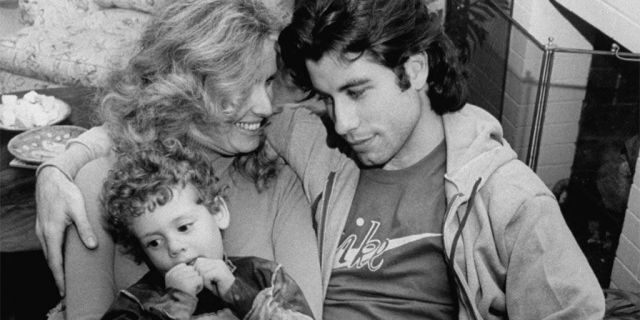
[100, 0, 286, 189]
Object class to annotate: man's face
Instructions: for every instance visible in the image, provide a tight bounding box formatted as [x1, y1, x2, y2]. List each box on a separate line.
[132, 184, 228, 274]
[306, 53, 427, 170]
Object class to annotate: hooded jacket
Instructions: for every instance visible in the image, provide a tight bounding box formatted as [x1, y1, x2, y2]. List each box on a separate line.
[267, 104, 605, 319]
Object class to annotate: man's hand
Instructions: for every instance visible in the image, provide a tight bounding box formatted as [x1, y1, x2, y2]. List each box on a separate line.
[35, 166, 96, 296]
[166, 263, 204, 297]
[193, 258, 235, 298]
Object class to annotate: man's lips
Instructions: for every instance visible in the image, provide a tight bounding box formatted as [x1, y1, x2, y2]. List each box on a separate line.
[347, 135, 374, 151]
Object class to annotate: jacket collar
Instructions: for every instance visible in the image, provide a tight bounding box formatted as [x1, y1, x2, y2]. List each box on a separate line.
[442, 104, 517, 199]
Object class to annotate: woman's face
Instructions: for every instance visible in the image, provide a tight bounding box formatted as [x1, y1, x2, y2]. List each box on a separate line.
[192, 39, 278, 156]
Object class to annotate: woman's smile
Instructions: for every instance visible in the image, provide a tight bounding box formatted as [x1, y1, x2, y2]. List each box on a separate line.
[234, 120, 264, 132]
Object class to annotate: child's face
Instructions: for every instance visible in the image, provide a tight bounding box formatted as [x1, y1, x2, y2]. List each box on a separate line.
[131, 184, 229, 274]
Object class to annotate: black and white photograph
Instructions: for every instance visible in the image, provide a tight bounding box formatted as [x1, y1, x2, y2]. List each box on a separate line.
[1, 0, 638, 319]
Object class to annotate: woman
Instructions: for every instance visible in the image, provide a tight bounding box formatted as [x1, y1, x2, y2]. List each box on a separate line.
[36, 0, 322, 318]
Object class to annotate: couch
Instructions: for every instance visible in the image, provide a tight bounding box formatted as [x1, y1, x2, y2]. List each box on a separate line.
[0, 0, 169, 93]
[0, 0, 294, 94]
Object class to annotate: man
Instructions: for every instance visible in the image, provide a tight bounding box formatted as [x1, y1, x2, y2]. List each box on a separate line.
[268, 0, 605, 318]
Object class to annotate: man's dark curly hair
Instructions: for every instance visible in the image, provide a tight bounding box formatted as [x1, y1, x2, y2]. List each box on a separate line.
[102, 138, 226, 264]
[279, 0, 468, 115]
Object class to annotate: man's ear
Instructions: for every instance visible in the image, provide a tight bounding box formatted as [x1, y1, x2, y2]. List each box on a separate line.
[404, 52, 429, 91]
[213, 196, 230, 230]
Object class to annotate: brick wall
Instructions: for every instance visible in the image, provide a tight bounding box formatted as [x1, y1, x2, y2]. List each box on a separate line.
[497, 0, 640, 291]
[610, 155, 640, 291]
[500, 0, 591, 188]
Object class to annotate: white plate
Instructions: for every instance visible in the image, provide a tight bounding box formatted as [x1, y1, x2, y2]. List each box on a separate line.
[7, 125, 87, 164]
[0, 92, 71, 131]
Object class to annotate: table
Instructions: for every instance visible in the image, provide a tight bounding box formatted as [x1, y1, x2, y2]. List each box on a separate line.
[0, 86, 98, 252]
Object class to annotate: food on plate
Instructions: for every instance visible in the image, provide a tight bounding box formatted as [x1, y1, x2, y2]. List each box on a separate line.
[8, 125, 87, 163]
[0, 91, 68, 129]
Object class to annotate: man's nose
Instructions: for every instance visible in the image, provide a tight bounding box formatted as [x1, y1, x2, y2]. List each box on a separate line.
[333, 100, 359, 135]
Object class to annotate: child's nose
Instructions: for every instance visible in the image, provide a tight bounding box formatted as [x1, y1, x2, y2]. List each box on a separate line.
[167, 239, 186, 257]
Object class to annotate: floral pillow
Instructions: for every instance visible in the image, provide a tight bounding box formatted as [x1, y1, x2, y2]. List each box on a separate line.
[94, 0, 169, 13]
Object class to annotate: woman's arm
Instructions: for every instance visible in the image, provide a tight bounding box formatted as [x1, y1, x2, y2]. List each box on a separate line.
[36, 125, 114, 179]
[267, 108, 344, 202]
[35, 125, 115, 295]
[270, 167, 323, 319]
[64, 156, 147, 319]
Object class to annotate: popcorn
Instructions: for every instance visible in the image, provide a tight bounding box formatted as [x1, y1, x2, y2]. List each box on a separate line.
[0, 91, 65, 129]
[1, 95, 17, 106]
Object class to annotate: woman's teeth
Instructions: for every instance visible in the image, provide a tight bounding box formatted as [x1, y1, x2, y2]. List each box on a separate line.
[235, 121, 261, 131]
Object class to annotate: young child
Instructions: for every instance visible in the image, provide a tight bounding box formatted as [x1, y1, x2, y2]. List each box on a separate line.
[101, 139, 313, 320]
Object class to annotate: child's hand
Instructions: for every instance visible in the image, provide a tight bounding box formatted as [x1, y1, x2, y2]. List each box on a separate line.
[165, 263, 204, 297]
[193, 258, 235, 297]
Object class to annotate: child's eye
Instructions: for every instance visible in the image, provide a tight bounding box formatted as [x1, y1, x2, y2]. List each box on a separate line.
[178, 223, 193, 232]
[145, 239, 161, 248]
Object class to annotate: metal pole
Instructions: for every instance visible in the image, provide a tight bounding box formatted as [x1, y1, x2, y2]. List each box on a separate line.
[525, 38, 556, 171]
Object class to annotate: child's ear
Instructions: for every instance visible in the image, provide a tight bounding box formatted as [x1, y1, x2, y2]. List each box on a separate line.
[213, 196, 230, 230]
[404, 52, 429, 91]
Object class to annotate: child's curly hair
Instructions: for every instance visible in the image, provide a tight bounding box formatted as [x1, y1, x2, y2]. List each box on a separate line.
[102, 138, 227, 264]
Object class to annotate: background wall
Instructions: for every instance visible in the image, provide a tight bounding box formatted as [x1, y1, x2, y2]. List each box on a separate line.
[554, 0, 640, 53]
[500, 0, 591, 188]
[489, 0, 639, 288]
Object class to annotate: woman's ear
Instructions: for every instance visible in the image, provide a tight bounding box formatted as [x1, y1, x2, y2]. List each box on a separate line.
[404, 52, 429, 91]
[213, 196, 230, 230]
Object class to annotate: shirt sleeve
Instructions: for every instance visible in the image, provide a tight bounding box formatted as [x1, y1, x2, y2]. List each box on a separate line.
[240, 262, 315, 320]
[504, 194, 605, 319]
[102, 288, 198, 320]
[267, 108, 343, 202]
[220, 277, 261, 318]
[269, 167, 323, 319]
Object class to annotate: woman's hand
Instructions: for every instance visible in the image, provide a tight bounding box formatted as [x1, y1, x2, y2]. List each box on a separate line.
[35, 166, 97, 296]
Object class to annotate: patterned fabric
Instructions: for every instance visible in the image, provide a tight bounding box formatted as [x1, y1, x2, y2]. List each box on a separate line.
[0, 0, 294, 94]
[18, 0, 101, 27]
[0, 71, 60, 94]
[0, 9, 148, 87]
[94, 0, 170, 13]
[0, 0, 149, 93]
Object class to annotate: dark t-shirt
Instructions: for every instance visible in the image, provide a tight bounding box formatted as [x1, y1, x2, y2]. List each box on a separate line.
[323, 141, 456, 319]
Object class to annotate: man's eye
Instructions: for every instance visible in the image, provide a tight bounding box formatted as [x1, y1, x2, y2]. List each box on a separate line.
[347, 89, 364, 99]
